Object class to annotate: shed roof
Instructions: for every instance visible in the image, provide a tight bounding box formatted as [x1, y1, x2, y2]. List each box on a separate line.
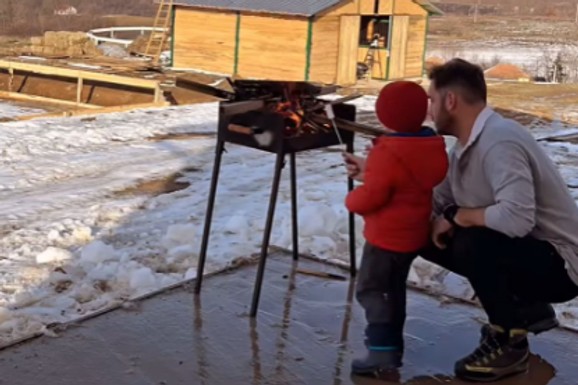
[413, 0, 443, 15]
[172, 0, 341, 16]
[172, 0, 443, 17]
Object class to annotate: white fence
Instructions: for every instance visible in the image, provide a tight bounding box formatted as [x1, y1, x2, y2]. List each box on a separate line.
[86, 27, 168, 47]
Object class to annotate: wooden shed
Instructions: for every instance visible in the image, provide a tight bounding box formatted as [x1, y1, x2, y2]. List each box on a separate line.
[169, 0, 442, 85]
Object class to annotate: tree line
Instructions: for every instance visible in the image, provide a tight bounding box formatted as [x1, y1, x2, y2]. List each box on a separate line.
[0, 0, 156, 36]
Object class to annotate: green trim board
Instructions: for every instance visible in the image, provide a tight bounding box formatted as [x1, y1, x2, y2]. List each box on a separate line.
[304, 17, 313, 81]
[233, 12, 241, 75]
[170, 5, 176, 67]
[385, 6, 394, 80]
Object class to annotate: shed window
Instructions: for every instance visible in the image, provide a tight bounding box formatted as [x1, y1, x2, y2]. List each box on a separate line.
[359, 16, 390, 48]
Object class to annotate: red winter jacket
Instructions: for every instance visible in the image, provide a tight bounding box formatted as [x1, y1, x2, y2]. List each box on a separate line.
[345, 131, 449, 252]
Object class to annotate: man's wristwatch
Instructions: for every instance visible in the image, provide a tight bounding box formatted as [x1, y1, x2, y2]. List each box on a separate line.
[443, 204, 459, 226]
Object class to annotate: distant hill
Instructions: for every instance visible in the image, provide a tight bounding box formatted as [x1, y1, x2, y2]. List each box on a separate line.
[0, 0, 156, 36]
[432, 0, 576, 18]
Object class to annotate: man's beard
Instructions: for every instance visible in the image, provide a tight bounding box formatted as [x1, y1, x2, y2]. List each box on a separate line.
[434, 107, 455, 136]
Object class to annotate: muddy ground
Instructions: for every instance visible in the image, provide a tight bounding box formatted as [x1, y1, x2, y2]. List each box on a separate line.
[0, 254, 574, 385]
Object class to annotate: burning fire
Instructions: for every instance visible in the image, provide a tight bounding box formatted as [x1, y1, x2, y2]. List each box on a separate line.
[274, 101, 303, 134]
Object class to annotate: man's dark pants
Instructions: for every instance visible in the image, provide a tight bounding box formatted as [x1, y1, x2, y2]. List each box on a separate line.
[420, 227, 578, 330]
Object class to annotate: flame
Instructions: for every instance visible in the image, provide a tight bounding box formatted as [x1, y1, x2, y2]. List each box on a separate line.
[274, 100, 303, 133]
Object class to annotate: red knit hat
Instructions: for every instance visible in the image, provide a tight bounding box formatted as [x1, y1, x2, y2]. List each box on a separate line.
[375, 81, 428, 134]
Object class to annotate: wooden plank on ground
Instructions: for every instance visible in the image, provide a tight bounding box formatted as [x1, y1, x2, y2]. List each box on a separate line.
[0, 91, 100, 109]
[539, 132, 578, 142]
[10, 102, 170, 121]
[0, 59, 160, 90]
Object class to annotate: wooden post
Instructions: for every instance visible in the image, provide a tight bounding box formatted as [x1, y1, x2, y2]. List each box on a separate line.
[76, 77, 83, 105]
[154, 84, 162, 103]
[575, 3, 578, 24]
[8, 67, 13, 93]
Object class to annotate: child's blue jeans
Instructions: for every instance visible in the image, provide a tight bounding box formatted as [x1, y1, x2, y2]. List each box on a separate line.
[356, 242, 417, 350]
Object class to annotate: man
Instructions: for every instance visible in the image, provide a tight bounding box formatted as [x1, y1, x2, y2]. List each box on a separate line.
[343, 58, 578, 382]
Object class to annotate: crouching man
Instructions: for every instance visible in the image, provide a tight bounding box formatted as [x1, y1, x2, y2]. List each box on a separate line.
[344, 58, 578, 382]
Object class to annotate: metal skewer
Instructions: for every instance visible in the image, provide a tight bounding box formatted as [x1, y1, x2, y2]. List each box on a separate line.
[324, 103, 344, 145]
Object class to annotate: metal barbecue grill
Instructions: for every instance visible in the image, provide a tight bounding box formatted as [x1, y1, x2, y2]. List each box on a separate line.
[179, 77, 385, 317]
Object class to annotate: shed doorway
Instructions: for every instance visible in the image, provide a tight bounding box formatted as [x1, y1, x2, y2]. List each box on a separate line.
[358, 15, 391, 80]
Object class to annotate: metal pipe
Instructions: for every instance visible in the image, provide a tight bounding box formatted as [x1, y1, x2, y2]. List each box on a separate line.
[310, 114, 386, 137]
[346, 139, 357, 277]
[290, 153, 299, 261]
[250, 151, 286, 317]
[195, 140, 225, 294]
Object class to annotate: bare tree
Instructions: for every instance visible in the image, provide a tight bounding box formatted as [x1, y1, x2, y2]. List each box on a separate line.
[0, 0, 14, 33]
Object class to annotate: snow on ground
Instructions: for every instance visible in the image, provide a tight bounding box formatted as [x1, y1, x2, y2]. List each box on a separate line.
[0, 97, 577, 345]
[0, 101, 45, 119]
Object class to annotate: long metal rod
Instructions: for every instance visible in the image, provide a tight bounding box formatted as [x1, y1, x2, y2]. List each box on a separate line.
[195, 140, 225, 294]
[250, 151, 286, 317]
[310, 114, 386, 137]
[290, 152, 299, 261]
[346, 139, 357, 277]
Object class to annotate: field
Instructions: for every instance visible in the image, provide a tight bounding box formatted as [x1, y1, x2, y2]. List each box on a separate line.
[428, 15, 578, 45]
[426, 15, 578, 82]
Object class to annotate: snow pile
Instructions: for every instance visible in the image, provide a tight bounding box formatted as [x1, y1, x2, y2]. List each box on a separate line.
[97, 43, 129, 58]
[0, 101, 45, 119]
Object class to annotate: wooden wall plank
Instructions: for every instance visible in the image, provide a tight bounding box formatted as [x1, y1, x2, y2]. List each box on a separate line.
[337, 16, 361, 85]
[394, 0, 428, 15]
[237, 15, 308, 81]
[309, 16, 340, 84]
[388, 15, 409, 79]
[403, 15, 427, 77]
[173, 8, 237, 73]
[359, 0, 376, 14]
[378, 0, 394, 14]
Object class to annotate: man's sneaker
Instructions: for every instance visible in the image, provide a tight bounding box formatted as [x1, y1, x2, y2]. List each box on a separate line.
[351, 347, 402, 378]
[456, 326, 529, 382]
[480, 303, 559, 341]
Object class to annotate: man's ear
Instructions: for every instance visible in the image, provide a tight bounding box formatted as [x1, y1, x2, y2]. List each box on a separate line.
[444, 91, 458, 112]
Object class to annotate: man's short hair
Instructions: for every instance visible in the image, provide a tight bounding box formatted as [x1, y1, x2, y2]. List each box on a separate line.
[428, 58, 487, 104]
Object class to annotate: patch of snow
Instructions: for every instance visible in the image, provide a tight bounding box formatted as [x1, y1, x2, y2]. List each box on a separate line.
[97, 43, 129, 58]
[36, 247, 72, 264]
[0, 95, 576, 344]
[0, 101, 45, 119]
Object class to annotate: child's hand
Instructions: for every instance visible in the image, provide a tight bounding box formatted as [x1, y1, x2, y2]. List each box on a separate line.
[342, 152, 366, 182]
[363, 142, 373, 155]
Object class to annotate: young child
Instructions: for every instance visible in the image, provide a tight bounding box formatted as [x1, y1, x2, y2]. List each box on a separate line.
[345, 81, 449, 377]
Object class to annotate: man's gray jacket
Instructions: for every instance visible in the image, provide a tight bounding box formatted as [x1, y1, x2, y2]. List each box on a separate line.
[434, 107, 578, 285]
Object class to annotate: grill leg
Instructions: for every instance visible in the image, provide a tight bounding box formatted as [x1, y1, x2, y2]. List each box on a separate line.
[195, 139, 225, 294]
[346, 140, 357, 277]
[250, 151, 285, 317]
[290, 152, 298, 261]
